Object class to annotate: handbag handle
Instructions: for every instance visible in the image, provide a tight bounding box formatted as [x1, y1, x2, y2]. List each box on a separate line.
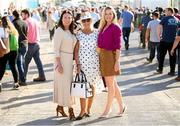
[74, 70, 87, 82]
[74, 73, 80, 82]
[80, 70, 87, 82]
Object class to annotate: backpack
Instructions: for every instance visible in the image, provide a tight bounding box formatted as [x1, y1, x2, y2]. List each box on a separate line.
[9, 33, 19, 51]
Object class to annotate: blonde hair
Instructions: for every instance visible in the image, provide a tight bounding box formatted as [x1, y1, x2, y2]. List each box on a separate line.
[7, 18, 19, 37]
[98, 6, 118, 31]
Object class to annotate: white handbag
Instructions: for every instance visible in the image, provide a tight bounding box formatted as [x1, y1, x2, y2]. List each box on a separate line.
[71, 71, 93, 98]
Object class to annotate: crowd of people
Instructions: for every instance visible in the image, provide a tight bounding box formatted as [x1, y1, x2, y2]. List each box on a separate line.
[0, 2, 180, 121]
[0, 8, 46, 92]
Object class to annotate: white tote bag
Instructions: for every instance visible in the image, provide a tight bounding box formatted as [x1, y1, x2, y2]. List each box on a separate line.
[71, 71, 93, 98]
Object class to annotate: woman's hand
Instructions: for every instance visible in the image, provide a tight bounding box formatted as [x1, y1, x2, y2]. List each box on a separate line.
[96, 47, 100, 54]
[56, 64, 63, 74]
[114, 61, 120, 72]
[76, 64, 81, 74]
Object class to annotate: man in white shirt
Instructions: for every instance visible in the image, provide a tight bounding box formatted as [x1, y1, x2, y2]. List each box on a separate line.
[145, 12, 161, 63]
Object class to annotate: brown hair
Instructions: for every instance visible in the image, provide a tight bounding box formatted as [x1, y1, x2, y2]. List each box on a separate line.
[152, 12, 159, 18]
[21, 9, 30, 17]
[1, 16, 18, 36]
[58, 10, 74, 34]
[166, 7, 174, 14]
[124, 5, 129, 9]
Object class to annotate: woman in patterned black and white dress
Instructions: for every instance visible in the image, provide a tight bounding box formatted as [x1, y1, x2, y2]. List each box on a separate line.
[74, 12, 104, 120]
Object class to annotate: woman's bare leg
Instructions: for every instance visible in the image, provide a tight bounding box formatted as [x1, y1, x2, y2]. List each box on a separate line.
[79, 98, 87, 116]
[101, 76, 115, 115]
[114, 78, 124, 113]
[87, 86, 95, 114]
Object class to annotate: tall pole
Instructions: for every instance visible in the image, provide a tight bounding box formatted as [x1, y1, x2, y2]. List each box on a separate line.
[140, 0, 142, 8]
[170, 0, 173, 7]
[37, 0, 39, 6]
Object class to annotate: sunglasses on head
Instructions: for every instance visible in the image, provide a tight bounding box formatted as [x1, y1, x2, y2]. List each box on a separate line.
[82, 18, 91, 23]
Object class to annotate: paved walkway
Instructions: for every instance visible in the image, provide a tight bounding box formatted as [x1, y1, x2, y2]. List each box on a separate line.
[0, 28, 180, 126]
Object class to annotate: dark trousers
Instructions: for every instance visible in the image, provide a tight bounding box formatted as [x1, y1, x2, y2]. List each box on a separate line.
[17, 42, 27, 82]
[149, 41, 160, 61]
[140, 28, 147, 48]
[49, 28, 55, 41]
[178, 47, 180, 76]
[0, 51, 18, 83]
[158, 41, 176, 72]
[25, 43, 45, 79]
[122, 27, 131, 46]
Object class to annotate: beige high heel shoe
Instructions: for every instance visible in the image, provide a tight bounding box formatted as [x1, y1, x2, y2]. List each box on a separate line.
[99, 109, 112, 118]
[116, 106, 127, 117]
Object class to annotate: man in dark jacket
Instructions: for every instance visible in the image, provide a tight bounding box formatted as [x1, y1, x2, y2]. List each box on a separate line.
[12, 10, 28, 86]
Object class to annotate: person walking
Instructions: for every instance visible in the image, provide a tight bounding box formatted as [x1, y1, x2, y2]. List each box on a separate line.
[0, 16, 19, 89]
[171, 29, 180, 81]
[141, 11, 152, 48]
[32, 10, 41, 23]
[12, 10, 28, 86]
[90, 7, 100, 26]
[145, 12, 160, 63]
[98, 6, 126, 118]
[156, 8, 179, 75]
[120, 5, 134, 50]
[53, 10, 77, 121]
[47, 11, 56, 41]
[74, 12, 104, 120]
[174, 8, 180, 20]
[21, 9, 46, 82]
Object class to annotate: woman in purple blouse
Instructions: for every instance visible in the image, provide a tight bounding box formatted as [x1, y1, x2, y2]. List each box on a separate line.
[97, 6, 126, 117]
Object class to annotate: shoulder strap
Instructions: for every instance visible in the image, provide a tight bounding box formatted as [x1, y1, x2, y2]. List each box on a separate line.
[3, 28, 6, 38]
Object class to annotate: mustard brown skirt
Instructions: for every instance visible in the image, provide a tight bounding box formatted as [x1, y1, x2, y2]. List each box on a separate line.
[99, 48, 120, 76]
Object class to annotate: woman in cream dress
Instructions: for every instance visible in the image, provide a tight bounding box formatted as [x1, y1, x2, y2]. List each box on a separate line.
[53, 10, 77, 121]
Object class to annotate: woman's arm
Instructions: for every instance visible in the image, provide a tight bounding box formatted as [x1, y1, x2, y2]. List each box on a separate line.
[53, 28, 63, 73]
[113, 25, 121, 72]
[74, 41, 81, 73]
[115, 49, 121, 63]
[114, 49, 121, 72]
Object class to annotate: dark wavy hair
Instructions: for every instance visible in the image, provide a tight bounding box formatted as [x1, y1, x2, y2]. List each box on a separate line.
[1, 16, 8, 28]
[12, 10, 20, 19]
[58, 10, 74, 34]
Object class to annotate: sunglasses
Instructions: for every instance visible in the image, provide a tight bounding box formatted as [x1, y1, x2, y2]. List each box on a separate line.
[82, 18, 91, 23]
